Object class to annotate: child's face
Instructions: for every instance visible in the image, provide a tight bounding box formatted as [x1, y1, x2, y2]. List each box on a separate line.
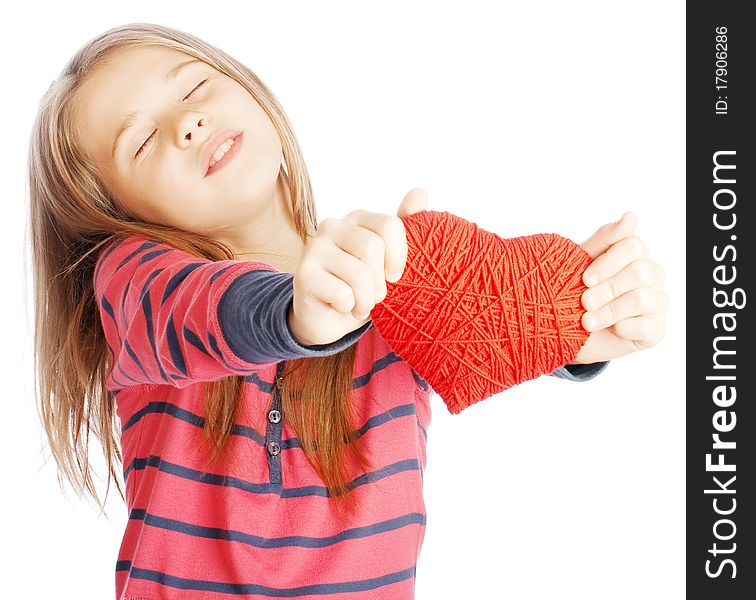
[73, 45, 283, 237]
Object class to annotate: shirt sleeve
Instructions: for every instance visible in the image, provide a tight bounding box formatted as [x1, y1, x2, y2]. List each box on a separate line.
[94, 234, 371, 392]
[547, 361, 610, 382]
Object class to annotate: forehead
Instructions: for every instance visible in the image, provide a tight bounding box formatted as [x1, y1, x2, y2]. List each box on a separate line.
[74, 46, 208, 165]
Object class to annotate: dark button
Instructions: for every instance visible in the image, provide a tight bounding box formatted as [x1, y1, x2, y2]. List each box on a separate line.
[267, 441, 281, 456]
[275, 376, 283, 390]
[268, 409, 281, 424]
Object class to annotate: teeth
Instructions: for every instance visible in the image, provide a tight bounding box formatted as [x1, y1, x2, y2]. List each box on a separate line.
[209, 137, 236, 167]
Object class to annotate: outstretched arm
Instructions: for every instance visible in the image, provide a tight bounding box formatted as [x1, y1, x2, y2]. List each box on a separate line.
[94, 234, 371, 392]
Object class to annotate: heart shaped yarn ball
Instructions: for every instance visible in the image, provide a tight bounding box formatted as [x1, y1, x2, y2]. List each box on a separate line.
[369, 210, 593, 414]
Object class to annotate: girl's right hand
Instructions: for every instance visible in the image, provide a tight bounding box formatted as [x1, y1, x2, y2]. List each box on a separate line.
[288, 189, 429, 346]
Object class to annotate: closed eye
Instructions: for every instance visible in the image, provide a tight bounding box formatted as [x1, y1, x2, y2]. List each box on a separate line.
[134, 78, 209, 158]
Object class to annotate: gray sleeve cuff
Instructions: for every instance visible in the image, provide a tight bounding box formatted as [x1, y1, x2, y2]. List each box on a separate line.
[548, 361, 610, 382]
[218, 269, 372, 364]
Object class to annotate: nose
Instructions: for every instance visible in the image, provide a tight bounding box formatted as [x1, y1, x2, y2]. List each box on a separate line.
[179, 114, 208, 146]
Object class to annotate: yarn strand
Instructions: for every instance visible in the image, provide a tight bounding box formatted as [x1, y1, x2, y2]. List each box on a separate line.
[370, 211, 592, 414]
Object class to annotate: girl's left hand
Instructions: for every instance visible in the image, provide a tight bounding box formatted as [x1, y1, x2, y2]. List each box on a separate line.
[568, 211, 668, 365]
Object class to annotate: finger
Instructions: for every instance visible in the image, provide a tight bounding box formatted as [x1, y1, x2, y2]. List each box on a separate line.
[580, 257, 661, 311]
[653, 264, 666, 291]
[580, 211, 639, 261]
[328, 220, 390, 307]
[301, 249, 368, 318]
[609, 315, 666, 347]
[582, 287, 667, 332]
[397, 187, 429, 219]
[316, 270, 365, 317]
[344, 209, 408, 282]
[315, 237, 381, 319]
[581, 234, 649, 288]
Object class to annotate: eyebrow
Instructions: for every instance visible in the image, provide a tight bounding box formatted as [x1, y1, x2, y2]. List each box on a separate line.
[111, 58, 204, 160]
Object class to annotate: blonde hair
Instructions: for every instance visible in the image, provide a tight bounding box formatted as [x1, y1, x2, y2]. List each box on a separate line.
[26, 22, 373, 520]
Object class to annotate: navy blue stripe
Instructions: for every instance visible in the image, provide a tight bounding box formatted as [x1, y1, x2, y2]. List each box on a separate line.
[144, 402, 259, 440]
[354, 401, 415, 431]
[120, 278, 131, 331]
[417, 417, 427, 442]
[182, 325, 213, 358]
[240, 371, 278, 393]
[280, 458, 420, 499]
[235, 351, 406, 394]
[166, 311, 187, 376]
[210, 263, 235, 282]
[123, 454, 420, 497]
[120, 400, 418, 464]
[161, 262, 204, 304]
[113, 241, 157, 290]
[118, 363, 144, 387]
[102, 334, 131, 390]
[122, 401, 206, 433]
[354, 351, 404, 388]
[113, 241, 163, 334]
[115, 559, 131, 572]
[120, 397, 416, 454]
[93, 236, 126, 283]
[279, 402, 416, 451]
[120, 353, 422, 437]
[111, 374, 131, 389]
[123, 339, 153, 384]
[411, 369, 429, 390]
[130, 507, 425, 549]
[138, 247, 172, 266]
[206, 331, 225, 361]
[115, 240, 160, 273]
[115, 241, 167, 336]
[114, 351, 420, 443]
[140, 268, 169, 384]
[115, 561, 416, 597]
[99, 294, 123, 347]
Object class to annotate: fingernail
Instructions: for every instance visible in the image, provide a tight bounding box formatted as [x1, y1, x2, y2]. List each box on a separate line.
[584, 314, 598, 330]
[583, 294, 598, 311]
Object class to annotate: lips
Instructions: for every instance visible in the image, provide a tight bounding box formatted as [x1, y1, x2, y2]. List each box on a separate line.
[202, 128, 243, 176]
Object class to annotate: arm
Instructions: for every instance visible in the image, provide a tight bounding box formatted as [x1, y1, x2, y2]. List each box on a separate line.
[94, 234, 371, 391]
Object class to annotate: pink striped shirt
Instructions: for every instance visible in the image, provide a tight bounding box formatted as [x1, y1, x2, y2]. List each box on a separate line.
[93, 233, 607, 600]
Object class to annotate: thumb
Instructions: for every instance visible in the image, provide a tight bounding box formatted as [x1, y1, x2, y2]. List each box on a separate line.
[580, 211, 638, 260]
[397, 187, 429, 219]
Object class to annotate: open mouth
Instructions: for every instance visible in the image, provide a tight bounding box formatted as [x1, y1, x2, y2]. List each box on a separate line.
[205, 132, 244, 177]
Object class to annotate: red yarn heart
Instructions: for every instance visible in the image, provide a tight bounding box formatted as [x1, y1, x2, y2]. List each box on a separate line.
[370, 210, 592, 414]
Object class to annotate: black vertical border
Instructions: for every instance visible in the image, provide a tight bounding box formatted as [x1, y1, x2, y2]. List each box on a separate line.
[687, 2, 754, 598]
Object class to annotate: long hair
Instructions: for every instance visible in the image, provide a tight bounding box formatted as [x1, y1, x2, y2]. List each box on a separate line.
[26, 22, 374, 521]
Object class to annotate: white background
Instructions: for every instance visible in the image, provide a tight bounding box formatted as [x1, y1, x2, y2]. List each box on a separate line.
[4, 1, 685, 598]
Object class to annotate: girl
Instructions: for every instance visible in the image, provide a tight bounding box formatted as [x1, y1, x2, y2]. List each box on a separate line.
[28, 22, 667, 600]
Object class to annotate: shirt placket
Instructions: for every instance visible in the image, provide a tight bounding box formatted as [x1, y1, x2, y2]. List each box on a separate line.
[265, 361, 285, 484]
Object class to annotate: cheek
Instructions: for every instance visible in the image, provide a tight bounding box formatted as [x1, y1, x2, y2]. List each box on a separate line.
[245, 102, 282, 156]
[127, 169, 202, 225]
[140, 156, 202, 203]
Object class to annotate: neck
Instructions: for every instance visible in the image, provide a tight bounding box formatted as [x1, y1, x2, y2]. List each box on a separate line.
[228, 167, 306, 273]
